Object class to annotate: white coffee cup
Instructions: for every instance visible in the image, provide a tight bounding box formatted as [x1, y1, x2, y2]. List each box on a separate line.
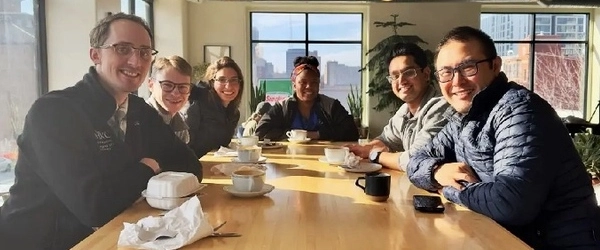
[324, 147, 349, 164]
[286, 129, 307, 140]
[237, 146, 262, 162]
[232, 169, 265, 192]
[239, 135, 259, 147]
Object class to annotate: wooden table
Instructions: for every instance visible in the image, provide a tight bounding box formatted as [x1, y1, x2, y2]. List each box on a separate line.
[74, 141, 530, 250]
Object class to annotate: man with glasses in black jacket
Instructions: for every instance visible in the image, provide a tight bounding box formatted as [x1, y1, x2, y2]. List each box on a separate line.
[0, 13, 201, 249]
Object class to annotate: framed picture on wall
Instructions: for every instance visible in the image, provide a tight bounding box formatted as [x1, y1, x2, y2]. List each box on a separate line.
[204, 45, 231, 63]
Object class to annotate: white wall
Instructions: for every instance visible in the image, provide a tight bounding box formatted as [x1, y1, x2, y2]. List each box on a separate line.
[46, 0, 97, 91]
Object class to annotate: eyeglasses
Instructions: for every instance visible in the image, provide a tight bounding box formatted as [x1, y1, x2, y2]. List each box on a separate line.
[435, 58, 494, 83]
[158, 80, 192, 94]
[214, 77, 241, 85]
[386, 68, 419, 84]
[97, 43, 158, 60]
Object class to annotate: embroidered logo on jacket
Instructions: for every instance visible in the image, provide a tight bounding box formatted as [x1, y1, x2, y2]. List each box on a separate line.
[94, 130, 115, 151]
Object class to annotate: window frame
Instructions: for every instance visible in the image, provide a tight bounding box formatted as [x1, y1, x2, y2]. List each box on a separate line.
[35, 0, 48, 95]
[249, 11, 364, 111]
[481, 12, 590, 117]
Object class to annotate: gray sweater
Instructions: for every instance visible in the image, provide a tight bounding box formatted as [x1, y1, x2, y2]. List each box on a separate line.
[375, 85, 449, 170]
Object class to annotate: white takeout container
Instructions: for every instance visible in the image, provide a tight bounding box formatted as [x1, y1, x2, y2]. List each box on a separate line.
[146, 172, 201, 198]
[141, 190, 192, 210]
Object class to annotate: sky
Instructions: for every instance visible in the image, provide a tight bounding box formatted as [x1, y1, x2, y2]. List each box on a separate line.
[21, 0, 33, 14]
[252, 13, 363, 73]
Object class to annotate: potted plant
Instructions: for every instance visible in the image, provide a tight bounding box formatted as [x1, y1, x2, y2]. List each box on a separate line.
[249, 82, 266, 113]
[192, 62, 211, 82]
[361, 14, 436, 113]
[573, 133, 600, 185]
[347, 85, 362, 127]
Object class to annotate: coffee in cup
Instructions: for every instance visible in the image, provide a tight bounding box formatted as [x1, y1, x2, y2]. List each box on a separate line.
[237, 146, 262, 162]
[355, 172, 391, 202]
[324, 147, 349, 164]
[286, 129, 307, 140]
[232, 169, 266, 192]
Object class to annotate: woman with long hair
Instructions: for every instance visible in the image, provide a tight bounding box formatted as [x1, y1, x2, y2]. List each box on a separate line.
[186, 56, 244, 157]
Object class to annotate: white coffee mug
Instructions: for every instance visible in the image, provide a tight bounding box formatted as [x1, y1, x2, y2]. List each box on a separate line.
[232, 169, 265, 192]
[239, 135, 259, 147]
[324, 147, 349, 164]
[286, 129, 307, 140]
[237, 146, 262, 162]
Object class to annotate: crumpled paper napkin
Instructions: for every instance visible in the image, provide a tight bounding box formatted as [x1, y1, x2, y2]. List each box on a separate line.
[117, 196, 214, 250]
[342, 152, 362, 168]
[213, 146, 237, 157]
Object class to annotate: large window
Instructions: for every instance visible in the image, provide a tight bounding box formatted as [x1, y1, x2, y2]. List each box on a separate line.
[250, 12, 363, 112]
[0, 0, 46, 197]
[481, 13, 589, 118]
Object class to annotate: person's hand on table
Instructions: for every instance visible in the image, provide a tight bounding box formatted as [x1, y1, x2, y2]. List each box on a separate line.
[433, 162, 478, 190]
[140, 158, 161, 173]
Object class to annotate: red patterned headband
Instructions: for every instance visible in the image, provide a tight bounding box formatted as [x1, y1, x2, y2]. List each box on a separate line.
[291, 64, 320, 81]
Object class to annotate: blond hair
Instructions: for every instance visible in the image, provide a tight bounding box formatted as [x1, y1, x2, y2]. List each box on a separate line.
[151, 56, 193, 78]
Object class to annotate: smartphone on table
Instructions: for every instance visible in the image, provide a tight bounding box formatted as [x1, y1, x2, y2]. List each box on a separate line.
[413, 195, 445, 213]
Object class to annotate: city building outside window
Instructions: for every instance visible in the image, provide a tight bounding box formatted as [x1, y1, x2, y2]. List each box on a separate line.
[481, 13, 589, 118]
[0, 0, 46, 201]
[250, 12, 363, 112]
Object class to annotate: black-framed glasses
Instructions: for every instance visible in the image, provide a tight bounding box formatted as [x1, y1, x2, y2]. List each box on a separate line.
[435, 58, 494, 83]
[158, 80, 192, 94]
[97, 43, 158, 60]
[214, 77, 241, 85]
[386, 68, 419, 84]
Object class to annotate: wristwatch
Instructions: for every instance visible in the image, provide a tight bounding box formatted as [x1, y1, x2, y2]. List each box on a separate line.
[369, 151, 382, 164]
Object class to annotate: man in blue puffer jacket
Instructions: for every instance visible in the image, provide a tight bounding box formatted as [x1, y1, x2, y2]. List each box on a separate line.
[408, 26, 600, 249]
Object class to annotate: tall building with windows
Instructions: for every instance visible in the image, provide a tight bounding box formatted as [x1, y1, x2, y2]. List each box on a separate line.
[285, 48, 320, 76]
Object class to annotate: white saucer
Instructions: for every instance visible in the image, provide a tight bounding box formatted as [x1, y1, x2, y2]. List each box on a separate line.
[318, 156, 344, 165]
[287, 138, 311, 144]
[231, 156, 268, 163]
[339, 162, 382, 173]
[223, 184, 275, 198]
[259, 142, 284, 149]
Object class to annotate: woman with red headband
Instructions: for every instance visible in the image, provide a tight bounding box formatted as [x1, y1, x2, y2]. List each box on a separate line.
[255, 56, 359, 141]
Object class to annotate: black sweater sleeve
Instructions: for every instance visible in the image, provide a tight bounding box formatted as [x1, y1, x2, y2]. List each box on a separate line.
[24, 97, 155, 227]
[319, 100, 359, 141]
[254, 102, 287, 141]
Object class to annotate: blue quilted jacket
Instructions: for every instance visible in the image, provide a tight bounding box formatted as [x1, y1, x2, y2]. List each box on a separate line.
[408, 73, 600, 249]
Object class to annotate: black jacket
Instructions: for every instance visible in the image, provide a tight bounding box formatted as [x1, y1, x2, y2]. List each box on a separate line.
[0, 67, 202, 249]
[255, 94, 359, 141]
[186, 82, 240, 157]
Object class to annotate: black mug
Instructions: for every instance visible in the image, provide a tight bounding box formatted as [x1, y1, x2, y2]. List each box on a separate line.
[355, 172, 391, 202]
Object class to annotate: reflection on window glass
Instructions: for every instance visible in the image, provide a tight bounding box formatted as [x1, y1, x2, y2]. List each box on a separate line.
[251, 13, 363, 111]
[496, 43, 531, 89]
[534, 43, 585, 116]
[0, 0, 40, 195]
[481, 13, 588, 118]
